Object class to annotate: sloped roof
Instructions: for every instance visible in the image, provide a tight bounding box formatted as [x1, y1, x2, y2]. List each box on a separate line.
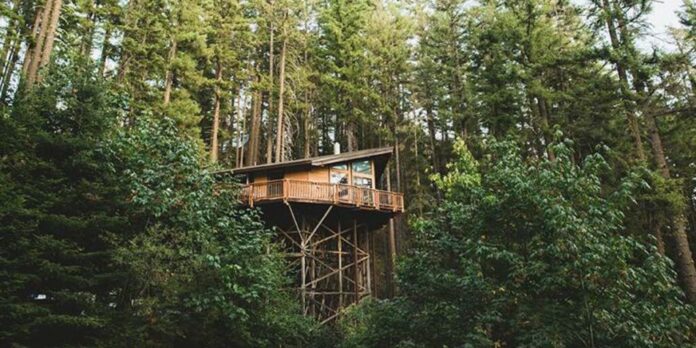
[232, 147, 393, 175]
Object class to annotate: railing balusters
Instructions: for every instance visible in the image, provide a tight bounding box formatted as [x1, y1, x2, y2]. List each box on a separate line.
[240, 180, 403, 212]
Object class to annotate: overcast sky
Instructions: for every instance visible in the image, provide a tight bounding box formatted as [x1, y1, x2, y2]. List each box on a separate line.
[642, 0, 684, 51]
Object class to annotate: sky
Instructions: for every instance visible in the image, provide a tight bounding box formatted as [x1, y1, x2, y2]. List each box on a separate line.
[642, 0, 685, 51]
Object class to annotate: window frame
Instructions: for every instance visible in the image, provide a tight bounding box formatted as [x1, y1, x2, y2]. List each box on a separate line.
[351, 160, 375, 189]
[330, 164, 350, 185]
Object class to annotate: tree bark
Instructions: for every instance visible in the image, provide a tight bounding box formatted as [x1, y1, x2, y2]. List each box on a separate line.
[303, 103, 311, 158]
[672, 215, 696, 304]
[265, 0, 275, 164]
[425, 107, 440, 174]
[599, 0, 645, 162]
[274, 21, 287, 163]
[537, 96, 556, 161]
[34, 0, 62, 84]
[235, 90, 246, 167]
[210, 59, 222, 163]
[385, 166, 396, 298]
[0, 27, 15, 83]
[24, 0, 53, 87]
[163, 38, 177, 106]
[246, 74, 262, 166]
[347, 124, 355, 152]
[0, 36, 20, 102]
[0, 0, 21, 72]
[645, 110, 696, 303]
[98, 23, 111, 77]
[22, 2, 46, 77]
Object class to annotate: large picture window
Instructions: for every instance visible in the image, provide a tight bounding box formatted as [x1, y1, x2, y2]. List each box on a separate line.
[330, 164, 349, 184]
[352, 160, 371, 174]
[351, 160, 373, 189]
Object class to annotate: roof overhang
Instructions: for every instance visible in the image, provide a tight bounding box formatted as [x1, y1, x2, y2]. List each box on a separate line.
[231, 147, 394, 177]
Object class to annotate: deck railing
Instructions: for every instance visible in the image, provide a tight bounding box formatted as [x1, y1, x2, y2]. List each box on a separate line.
[240, 179, 404, 212]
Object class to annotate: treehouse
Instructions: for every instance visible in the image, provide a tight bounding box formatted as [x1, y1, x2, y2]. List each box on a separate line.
[232, 147, 404, 323]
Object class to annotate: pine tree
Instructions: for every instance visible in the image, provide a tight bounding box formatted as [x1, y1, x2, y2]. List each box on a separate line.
[0, 62, 127, 346]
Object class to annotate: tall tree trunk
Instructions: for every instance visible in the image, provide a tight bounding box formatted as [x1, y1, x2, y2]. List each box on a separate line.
[671, 214, 696, 304]
[537, 96, 555, 161]
[265, 1, 275, 164]
[599, 0, 645, 161]
[303, 103, 311, 158]
[210, 59, 222, 163]
[163, 38, 177, 106]
[99, 24, 111, 77]
[425, 107, 440, 173]
[34, 0, 62, 84]
[645, 110, 696, 304]
[301, 2, 311, 159]
[0, 36, 20, 102]
[22, 2, 46, 77]
[385, 165, 396, 298]
[246, 74, 262, 166]
[274, 23, 287, 163]
[24, 0, 53, 87]
[0, 27, 16, 83]
[237, 92, 246, 167]
[346, 121, 356, 152]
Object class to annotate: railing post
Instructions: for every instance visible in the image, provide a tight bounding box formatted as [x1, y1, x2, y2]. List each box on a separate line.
[333, 184, 338, 204]
[375, 190, 380, 210]
[249, 185, 254, 208]
[283, 179, 289, 202]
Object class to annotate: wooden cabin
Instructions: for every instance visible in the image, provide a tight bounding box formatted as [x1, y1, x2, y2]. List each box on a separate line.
[231, 147, 404, 323]
[233, 147, 404, 213]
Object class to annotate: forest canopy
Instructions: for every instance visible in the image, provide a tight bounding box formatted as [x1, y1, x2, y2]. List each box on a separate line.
[1, 0, 695, 346]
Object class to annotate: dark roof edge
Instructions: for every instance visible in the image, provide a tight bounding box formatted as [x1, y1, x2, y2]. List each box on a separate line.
[230, 147, 393, 175]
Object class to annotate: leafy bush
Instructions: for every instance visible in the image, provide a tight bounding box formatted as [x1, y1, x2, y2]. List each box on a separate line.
[340, 139, 695, 347]
[0, 63, 311, 347]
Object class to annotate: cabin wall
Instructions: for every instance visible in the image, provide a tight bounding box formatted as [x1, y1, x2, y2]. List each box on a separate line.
[308, 167, 329, 183]
[285, 170, 309, 181]
[248, 161, 376, 187]
[253, 174, 267, 183]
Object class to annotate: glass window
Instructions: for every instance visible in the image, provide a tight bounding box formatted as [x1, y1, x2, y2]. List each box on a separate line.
[332, 163, 348, 171]
[353, 177, 372, 188]
[330, 164, 349, 184]
[331, 172, 348, 184]
[352, 160, 371, 174]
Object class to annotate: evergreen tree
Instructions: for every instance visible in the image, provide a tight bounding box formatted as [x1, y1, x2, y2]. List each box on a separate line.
[316, 0, 373, 152]
[0, 61, 310, 347]
[0, 62, 127, 346]
[339, 139, 695, 347]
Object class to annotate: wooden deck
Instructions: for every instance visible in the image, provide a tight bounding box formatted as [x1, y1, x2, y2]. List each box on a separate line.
[240, 179, 404, 213]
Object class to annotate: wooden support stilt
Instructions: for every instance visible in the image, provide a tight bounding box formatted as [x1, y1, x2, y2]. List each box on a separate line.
[338, 219, 343, 308]
[353, 219, 360, 303]
[366, 224, 371, 296]
[274, 204, 385, 322]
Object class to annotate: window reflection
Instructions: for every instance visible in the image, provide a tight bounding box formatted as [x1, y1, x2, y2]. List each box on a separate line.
[352, 160, 371, 174]
[331, 172, 348, 184]
[353, 177, 372, 188]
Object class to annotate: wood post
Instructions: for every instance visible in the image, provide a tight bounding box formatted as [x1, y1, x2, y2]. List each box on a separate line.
[271, 200, 387, 322]
[365, 224, 371, 296]
[338, 219, 343, 308]
[353, 219, 360, 303]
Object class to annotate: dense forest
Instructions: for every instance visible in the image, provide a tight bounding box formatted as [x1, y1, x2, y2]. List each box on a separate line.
[1, 0, 696, 346]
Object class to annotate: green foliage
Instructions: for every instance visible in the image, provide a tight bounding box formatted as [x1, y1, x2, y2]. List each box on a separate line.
[340, 138, 695, 347]
[101, 116, 311, 347]
[0, 62, 127, 346]
[0, 62, 311, 347]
